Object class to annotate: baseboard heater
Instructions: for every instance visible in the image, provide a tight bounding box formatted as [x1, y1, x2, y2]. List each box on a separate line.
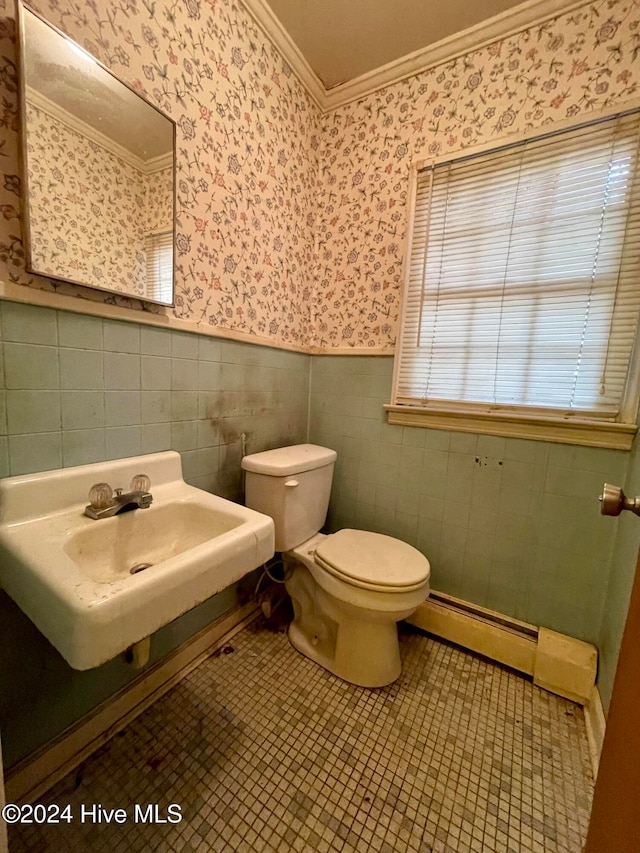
[406, 590, 597, 706]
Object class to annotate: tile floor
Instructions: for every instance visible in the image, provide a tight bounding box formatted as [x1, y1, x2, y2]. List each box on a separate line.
[8, 619, 593, 853]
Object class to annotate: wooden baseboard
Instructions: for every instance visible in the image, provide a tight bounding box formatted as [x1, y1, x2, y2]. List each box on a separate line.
[5, 602, 260, 805]
[584, 685, 606, 778]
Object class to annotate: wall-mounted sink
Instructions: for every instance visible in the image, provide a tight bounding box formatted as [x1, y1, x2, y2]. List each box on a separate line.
[0, 451, 275, 669]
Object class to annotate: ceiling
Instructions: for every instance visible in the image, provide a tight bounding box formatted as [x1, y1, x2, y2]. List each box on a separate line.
[266, 0, 535, 89]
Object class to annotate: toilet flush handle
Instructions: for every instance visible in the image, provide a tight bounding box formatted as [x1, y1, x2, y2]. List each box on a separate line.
[285, 479, 299, 488]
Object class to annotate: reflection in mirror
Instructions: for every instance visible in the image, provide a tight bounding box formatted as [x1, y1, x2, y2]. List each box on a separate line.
[18, 2, 176, 306]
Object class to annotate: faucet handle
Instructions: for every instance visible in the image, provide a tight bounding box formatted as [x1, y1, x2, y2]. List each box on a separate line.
[88, 482, 113, 510]
[130, 473, 150, 493]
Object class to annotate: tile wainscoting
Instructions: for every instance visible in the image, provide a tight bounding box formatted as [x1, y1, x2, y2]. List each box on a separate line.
[0, 299, 310, 767]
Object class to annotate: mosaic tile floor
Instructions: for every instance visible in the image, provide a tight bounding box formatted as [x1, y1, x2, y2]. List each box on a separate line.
[8, 619, 593, 853]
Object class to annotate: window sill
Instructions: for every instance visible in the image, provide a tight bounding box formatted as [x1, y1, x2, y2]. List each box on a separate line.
[384, 404, 637, 450]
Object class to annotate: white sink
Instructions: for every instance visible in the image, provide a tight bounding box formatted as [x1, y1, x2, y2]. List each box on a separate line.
[0, 451, 275, 669]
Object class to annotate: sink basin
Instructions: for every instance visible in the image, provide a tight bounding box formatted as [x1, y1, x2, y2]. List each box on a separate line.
[65, 502, 245, 583]
[0, 451, 275, 669]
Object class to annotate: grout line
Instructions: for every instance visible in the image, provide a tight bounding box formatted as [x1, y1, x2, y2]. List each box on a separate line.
[5, 622, 595, 852]
[306, 353, 313, 444]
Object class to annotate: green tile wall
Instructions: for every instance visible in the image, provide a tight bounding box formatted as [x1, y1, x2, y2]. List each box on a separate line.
[597, 437, 640, 713]
[0, 300, 310, 767]
[2, 300, 637, 765]
[0, 301, 310, 498]
[309, 355, 629, 649]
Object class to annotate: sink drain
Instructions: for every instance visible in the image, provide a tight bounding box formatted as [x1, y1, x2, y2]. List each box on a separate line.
[130, 562, 153, 575]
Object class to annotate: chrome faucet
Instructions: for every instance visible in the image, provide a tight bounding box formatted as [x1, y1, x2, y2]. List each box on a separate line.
[84, 474, 153, 520]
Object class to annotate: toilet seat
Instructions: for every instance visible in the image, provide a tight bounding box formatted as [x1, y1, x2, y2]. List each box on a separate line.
[313, 529, 430, 593]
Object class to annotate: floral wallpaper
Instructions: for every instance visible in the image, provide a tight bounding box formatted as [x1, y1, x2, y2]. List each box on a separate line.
[312, 0, 640, 350]
[0, 0, 320, 345]
[0, 0, 639, 350]
[25, 102, 148, 297]
[144, 166, 173, 236]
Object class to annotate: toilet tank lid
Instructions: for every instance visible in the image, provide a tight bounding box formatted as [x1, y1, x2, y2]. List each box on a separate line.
[241, 444, 337, 476]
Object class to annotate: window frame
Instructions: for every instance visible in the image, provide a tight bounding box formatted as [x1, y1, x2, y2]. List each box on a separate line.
[387, 101, 640, 451]
[144, 229, 174, 304]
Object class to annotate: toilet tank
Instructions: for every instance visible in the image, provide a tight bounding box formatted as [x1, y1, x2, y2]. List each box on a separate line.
[241, 444, 337, 552]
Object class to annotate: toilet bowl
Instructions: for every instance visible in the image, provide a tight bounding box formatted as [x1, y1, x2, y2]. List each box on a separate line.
[241, 444, 430, 687]
[286, 530, 430, 686]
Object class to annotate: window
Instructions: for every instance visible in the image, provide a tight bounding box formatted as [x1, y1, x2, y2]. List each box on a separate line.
[145, 230, 173, 304]
[387, 110, 640, 449]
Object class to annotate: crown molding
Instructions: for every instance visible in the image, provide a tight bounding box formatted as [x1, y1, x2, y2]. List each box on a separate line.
[239, 0, 326, 110]
[26, 86, 171, 174]
[324, 0, 589, 110]
[240, 0, 591, 114]
[146, 151, 173, 173]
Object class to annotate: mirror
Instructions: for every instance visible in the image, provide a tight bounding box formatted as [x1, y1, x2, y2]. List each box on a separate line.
[17, 2, 175, 306]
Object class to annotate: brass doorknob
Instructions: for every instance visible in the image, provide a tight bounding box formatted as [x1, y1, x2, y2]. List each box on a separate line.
[599, 483, 640, 517]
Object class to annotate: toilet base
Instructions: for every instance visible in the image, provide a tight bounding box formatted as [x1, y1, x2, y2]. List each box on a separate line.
[285, 562, 403, 688]
[288, 617, 402, 688]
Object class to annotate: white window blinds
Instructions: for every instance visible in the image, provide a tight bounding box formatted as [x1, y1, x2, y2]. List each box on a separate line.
[145, 230, 173, 304]
[394, 111, 640, 421]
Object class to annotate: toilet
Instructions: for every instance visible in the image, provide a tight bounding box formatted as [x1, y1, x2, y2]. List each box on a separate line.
[241, 444, 431, 687]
